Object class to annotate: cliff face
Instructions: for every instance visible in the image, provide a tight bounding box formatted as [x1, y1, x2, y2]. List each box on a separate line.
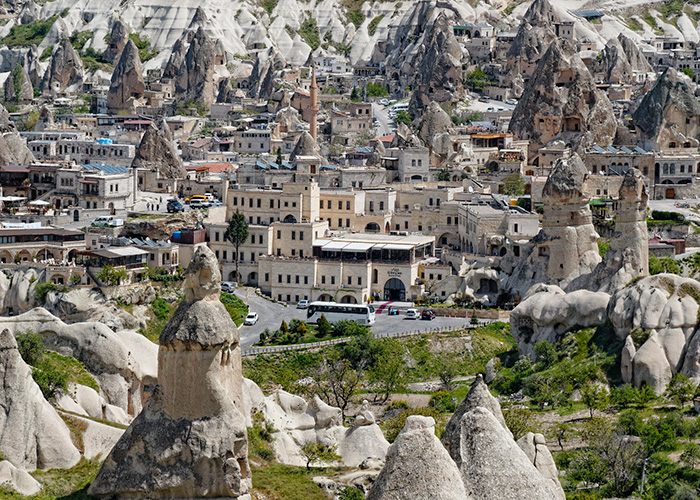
[632, 68, 700, 150]
[509, 39, 616, 157]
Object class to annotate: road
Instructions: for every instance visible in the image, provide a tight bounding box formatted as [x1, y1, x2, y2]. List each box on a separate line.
[372, 102, 394, 138]
[235, 287, 484, 349]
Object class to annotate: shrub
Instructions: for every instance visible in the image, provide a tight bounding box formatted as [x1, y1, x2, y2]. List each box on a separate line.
[33, 366, 67, 401]
[151, 297, 173, 321]
[35, 280, 58, 305]
[0, 16, 57, 47]
[428, 390, 457, 413]
[16, 330, 44, 365]
[383, 406, 446, 443]
[338, 486, 364, 500]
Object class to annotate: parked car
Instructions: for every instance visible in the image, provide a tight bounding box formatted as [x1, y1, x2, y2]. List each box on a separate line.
[209, 200, 223, 207]
[296, 300, 310, 309]
[421, 310, 436, 321]
[244, 312, 259, 325]
[92, 216, 123, 227]
[478, 96, 490, 103]
[189, 199, 209, 209]
[221, 282, 235, 293]
[406, 308, 419, 319]
[167, 200, 184, 213]
[506, 99, 518, 105]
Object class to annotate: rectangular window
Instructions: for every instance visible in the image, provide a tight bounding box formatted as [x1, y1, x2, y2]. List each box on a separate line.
[322, 276, 326, 284]
[296, 275, 300, 284]
[215, 232, 220, 241]
[287, 275, 291, 283]
[270, 199, 274, 208]
[292, 231, 296, 240]
[249, 198, 253, 208]
[370, 201, 374, 211]
[278, 275, 282, 283]
[257, 199, 261, 208]
[348, 277, 352, 285]
[299, 249, 304, 258]
[358, 277, 362, 285]
[338, 201, 342, 210]
[331, 276, 335, 285]
[379, 201, 384, 210]
[320, 200, 324, 209]
[223, 251, 227, 260]
[291, 249, 296, 256]
[233, 197, 238, 206]
[346, 201, 350, 210]
[338, 219, 343, 227]
[299, 231, 304, 241]
[346, 219, 350, 227]
[447, 217, 452, 225]
[304, 276, 308, 284]
[215, 250, 219, 258]
[277, 230, 281, 239]
[265, 273, 269, 282]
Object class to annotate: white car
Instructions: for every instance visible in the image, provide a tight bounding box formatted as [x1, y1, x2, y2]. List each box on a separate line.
[221, 282, 235, 293]
[297, 300, 310, 309]
[244, 312, 259, 325]
[405, 308, 419, 320]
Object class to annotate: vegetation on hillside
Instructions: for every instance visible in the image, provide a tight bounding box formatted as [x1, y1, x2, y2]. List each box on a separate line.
[0, 16, 56, 47]
[220, 292, 249, 326]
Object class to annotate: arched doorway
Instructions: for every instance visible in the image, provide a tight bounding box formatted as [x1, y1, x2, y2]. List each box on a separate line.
[0, 250, 11, 263]
[340, 295, 357, 304]
[73, 209, 80, 221]
[385, 222, 390, 233]
[410, 175, 423, 182]
[109, 202, 115, 215]
[365, 222, 380, 233]
[384, 278, 406, 301]
[17, 250, 31, 262]
[283, 214, 297, 223]
[247, 271, 258, 285]
[228, 271, 238, 281]
[317, 293, 333, 302]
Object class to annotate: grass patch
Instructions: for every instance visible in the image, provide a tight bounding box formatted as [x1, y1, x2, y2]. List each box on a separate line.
[138, 297, 177, 343]
[0, 458, 104, 500]
[627, 17, 643, 31]
[42, 352, 99, 392]
[220, 292, 249, 327]
[128, 33, 158, 62]
[251, 463, 336, 500]
[260, 0, 278, 15]
[0, 16, 56, 47]
[60, 414, 88, 453]
[342, 0, 365, 28]
[368, 14, 384, 36]
[298, 17, 320, 50]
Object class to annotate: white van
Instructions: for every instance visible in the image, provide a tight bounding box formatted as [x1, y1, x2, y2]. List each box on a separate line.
[189, 199, 209, 209]
[92, 216, 114, 227]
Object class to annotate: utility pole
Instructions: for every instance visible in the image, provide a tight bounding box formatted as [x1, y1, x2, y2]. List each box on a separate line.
[639, 457, 647, 496]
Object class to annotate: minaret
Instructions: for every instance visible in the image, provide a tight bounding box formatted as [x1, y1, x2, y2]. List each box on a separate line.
[309, 64, 318, 141]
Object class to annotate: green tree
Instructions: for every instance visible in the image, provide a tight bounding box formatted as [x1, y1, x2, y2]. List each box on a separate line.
[502, 406, 534, 440]
[224, 210, 249, 283]
[681, 67, 696, 80]
[96, 265, 128, 286]
[32, 366, 67, 401]
[16, 330, 44, 366]
[394, 110, 413, 126]
[681, 443, 700, 468]
[534, 340, 557, 369]
[367, 339, 406, 402]
[500, 173, 526, 196]
[665, 373, 695, 409]
[310, 353, 363, 420]
[433, 352, 460, 390]
[635, 384, 656, 406]
[366, 82, 388, 97]
[581, 381, 609, 418]
[437, 168, 450, 181]
[298, 441, 341, 470]
[317, 314, 333, 337]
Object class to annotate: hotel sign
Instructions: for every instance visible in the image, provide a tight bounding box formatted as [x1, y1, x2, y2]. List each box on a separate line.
[388, 268, 402, 277]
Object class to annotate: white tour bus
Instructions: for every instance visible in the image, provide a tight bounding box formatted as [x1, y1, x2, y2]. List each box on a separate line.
[306, 301, 376, 326]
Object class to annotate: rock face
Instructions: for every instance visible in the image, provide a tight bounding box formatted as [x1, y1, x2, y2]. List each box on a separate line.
[0, 329, 81, 471]
[174, 26, 215, 106]
[40, 40, 83, 94]
[103, 18, 129, 63]
[443, 374, 511, 455]
[366, 416, 468, 500]
[506, 23, 556, 84]
[574, 168, 649, 293]
[417, 101, 455, 159]
[0, 104, 35, 165]
[407, 12, 467, 111]
[0, 267, 42, 315]
[44, 287, 140, 331]
[509, 39, 616, 157]
[163, 39, 186, 79]
[632, 67, 700, 150]
[451, 407, 565, 500]
[89, 245, 251, 499]
[596, 34, 653, 84]
[517, 432, 563, 492]
[0, 461, 42, 496]
[503, 155, 601, 297]
[290, 130, 322, 161]
[608, 274, 700, 393]
[0, 308, 157, 418]
[510, 285, 610, 358]
[131, 118, 186, 179]
[522, 0, 559, 26]
[107, 39, 145, 112]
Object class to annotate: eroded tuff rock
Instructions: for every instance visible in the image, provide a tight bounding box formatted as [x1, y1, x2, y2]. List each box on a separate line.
[442, 374, 511, 456]
[506, 23, 556, 82]
[366, 416, 468, 500]
[103, 18, 129, 63]
[89, 245, 251, 498]
[522, 0, 559, 26]
[40, 40, 83, 94]
[509, 39, 616, 156]
[174, 26, 215, 106]
[0, 308, 157, 418]
[632, 68, 700, 150]
[0, 104, 35, 165]
[417, 101, 455, 159]
[517, 432, 563, 492]
[0, 267, 42, 315]
[407, 12, 468, 111]
[290, 130, 322, 162]
[131, 117, 186, 179]
[510, 285, 610, 358]
[452, 407, 565, 500]
[503, 155, 601, 297]
[0, 460, 42, 496]
[0, 329, 81, 471]
[608, 274, 700, 393]
[107, 39, 145, 112]
[596, 34, 653, 84]
[163, 39, 186, 79]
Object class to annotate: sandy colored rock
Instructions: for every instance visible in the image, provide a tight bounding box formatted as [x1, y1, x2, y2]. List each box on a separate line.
[0, 329, 80, 471]
[40, 40, 83, 94]
[366, 416, 469, 500]
[89, 245, 250, 498]
[131, 118, 187, 179]
[108, 39, 145, 112]
[517, 432, 564, 493]
[453, 407, 565, 500]
[0, 460, 42, 496]
[174, 26, 215, 106]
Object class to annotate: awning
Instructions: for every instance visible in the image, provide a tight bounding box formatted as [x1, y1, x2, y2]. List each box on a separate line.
[322, 241, 350, 251]
[29, 200, 50, 205]
[383, 244, 414, 250]
[342, 242, 374, 252]
[81, 180, 99, 184]
[0, 196, 26, 201]
[313, 239, 331, 247]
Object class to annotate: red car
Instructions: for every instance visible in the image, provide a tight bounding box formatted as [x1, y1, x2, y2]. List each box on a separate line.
[421, 310, 436, 321]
